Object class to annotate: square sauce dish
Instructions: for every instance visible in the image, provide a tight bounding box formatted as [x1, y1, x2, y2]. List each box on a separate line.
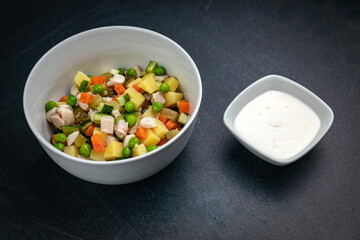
[223, 75, 334, 166]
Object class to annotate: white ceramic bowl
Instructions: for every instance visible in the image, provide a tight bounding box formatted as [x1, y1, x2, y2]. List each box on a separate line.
[223, 75, 333, 166]
[23, 26, 202, 184]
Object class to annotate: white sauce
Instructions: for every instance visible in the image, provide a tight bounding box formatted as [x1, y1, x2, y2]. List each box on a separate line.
[234, 90, 320, 160]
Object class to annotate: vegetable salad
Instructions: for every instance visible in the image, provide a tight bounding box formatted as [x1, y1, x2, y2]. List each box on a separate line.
[45, 61, 190, 161]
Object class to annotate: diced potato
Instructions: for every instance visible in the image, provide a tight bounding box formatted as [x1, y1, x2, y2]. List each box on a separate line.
[74, 71, 91, 87]
[139, 74, 159, 94]
[140, 128, 161, 147]
[164, 92, 184, 107]
[124, 87, 140, 98]
[74, 134, 87, 148]
[126, 78, 143, 89]
[160, 108, 179, 121]
[93, 127, 108, 145]
[130, 94, 145, 110]
[165, 129, 180, 140]
[142, 73, 155, 80]
[90, 150, 106, 161]
[64, 145, 79, 157]
[156, 80, 162, 87]
[152, 119, 169, 138]
[56, 102, 67, 107]
[104, 141, 123, 160]
[132, 143, 147, 157]
[164, 77, 179, 92]
[142, 107, 160, 118]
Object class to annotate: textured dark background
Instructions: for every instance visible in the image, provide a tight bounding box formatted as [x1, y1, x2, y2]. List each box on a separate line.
[1, 0, 360, 239]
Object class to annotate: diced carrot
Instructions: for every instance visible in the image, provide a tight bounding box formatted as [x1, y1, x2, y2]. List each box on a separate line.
[133, 83, 142, 92]
[165, 120, 180, 130]
[112, 94, 120, 101]
[158, 114, 168, 124]
[136, 127, 147, 139]
[157, 138, 168, 146]
[59, 96, 68, 102]
[114, 84, 125, 95]
[78, 93, 94, 105]
[91, 76, 106, 85]
[85, 124, 95, 136]
[52, 134, 58, 144]
[91, 134, 105, 152]
[179, 100, 189, 114]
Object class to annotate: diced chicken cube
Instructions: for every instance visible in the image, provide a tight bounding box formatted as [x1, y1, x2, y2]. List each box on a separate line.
[133, 65, 142, 78]
[140, 117, 157, 128]
[128, 122, 138, 135]
[50, 113, 65, 129]
[111, 109, 120, 119]
[106, 135, 118, 147]
[70, 85, 79, 96]
[101, 115, 115, 134]
[103, 97, 113, 103]
[67, 131, 79, 146]
[88, 109, 98, 122]
[75, 93, 81, 106]
[151, 92, 166, 104]
[46, 107, 58, 122]
[115, 120, 128, 139]
[58, 107, 75, 125]
[78, 101, 89, 111]
[107, 74, 125, 87]
[155, 75, 168, 82]
[123, 134, 135, 147]
[59, 104, 73, 111]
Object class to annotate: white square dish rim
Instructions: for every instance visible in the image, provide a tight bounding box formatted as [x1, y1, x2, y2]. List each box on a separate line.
[223, 74, 334, 166]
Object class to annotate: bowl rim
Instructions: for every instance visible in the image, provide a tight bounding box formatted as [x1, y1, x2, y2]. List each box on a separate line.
[223, 74, 334, 165]
[23, 26, 202, 165]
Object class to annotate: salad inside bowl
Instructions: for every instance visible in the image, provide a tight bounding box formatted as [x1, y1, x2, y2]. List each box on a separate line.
[23, 26, 202, 184]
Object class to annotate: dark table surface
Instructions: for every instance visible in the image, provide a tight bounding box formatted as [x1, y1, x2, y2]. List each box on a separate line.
[1, 0, 360, 239]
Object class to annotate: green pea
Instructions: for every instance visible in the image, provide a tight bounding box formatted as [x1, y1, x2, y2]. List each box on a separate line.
[92, 84, 104, 94]
[160, 83, 170, 93]
[66, 94, 77, 106]
[154, 67, 166, 76]
[45, 101, 57, 112]
[125, 101, 135, 112]
[128, 137, 140, 149]
[152, 102, 163, 112]
[80, 143, 92, 157]
[147, 145, 157, 152]
[126, 68, 137, 77]
[55, 133, 67, 143]
[125, 114, 137, 127]
[54, 143, 65, 151]
[118, 68, 125, 75]
[122, 146, 132, 158]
